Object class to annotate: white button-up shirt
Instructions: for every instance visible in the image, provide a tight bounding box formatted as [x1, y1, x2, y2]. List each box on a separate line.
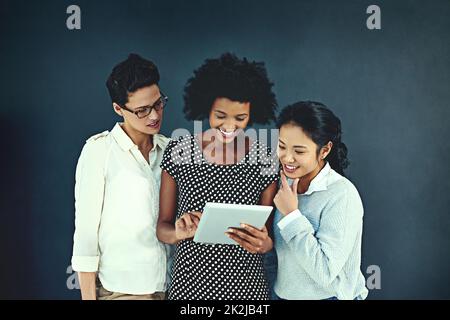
[71, 123, 170, 294]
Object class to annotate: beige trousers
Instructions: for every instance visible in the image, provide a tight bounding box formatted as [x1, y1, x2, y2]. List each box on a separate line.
[96, 282, 166, 300]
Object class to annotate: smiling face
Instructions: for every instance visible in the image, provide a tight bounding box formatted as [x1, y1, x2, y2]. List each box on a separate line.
[209, 97, 250, 143]
[113, 84, 164, 135]
[277, 123, 332, 179]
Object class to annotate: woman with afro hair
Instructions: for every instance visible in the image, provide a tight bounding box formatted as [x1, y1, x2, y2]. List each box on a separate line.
[157, 53, 279, 300]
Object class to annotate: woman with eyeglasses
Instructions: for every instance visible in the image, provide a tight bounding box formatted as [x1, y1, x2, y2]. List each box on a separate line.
[71, 54, 171, 300]
[157, 53, 279, 300]
[272, 101, 368, 300]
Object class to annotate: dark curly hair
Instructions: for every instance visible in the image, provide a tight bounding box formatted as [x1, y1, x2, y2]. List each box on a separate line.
[277, 101, 349, 176]
[106, 53, 160, 106]
[183, 53, 277, 125]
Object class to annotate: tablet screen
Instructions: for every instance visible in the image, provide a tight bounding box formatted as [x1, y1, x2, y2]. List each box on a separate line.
[193, 202, 273, 245]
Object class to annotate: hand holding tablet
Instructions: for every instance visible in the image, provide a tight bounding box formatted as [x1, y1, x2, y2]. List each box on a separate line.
[193, 202, 273, 246]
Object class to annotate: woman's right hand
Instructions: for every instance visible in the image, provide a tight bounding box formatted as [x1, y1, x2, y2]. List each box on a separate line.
[175, 212, 202, 241]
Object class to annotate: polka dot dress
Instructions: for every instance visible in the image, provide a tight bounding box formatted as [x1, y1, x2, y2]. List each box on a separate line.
[160, 134, 279, 300]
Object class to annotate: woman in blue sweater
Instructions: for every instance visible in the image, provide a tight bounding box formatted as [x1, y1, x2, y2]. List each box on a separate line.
[272, 101, 369, 300]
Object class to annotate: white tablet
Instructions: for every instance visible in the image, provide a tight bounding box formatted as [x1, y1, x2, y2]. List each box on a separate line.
[193, 202, 273, 245]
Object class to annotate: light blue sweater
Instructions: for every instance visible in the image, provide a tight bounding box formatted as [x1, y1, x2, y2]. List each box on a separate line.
[273, 162, 369, 300]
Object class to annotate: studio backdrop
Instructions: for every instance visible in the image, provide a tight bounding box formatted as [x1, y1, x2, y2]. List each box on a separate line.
[0, 0, 449, 299]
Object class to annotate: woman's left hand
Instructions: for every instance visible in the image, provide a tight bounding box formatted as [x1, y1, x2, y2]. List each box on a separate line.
[226, 224, 273, 254]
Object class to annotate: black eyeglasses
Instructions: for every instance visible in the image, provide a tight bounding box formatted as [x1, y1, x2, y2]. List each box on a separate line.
[120, 93, 168, 119]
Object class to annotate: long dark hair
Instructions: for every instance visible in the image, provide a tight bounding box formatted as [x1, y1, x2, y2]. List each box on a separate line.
[276, 101, 349, 176]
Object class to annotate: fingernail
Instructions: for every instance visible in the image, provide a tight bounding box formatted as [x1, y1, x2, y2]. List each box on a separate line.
[227, 229, 233, 233]
[240, 223, 246, 228]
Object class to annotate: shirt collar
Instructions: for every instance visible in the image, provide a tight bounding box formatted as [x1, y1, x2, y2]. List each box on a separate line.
[301, 162, 332, 195]
[152, 132, 169, 151]
[111, 122, 166, 152]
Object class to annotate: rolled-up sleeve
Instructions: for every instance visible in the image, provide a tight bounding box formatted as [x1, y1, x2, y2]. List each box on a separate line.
[71, 139, 107, 272]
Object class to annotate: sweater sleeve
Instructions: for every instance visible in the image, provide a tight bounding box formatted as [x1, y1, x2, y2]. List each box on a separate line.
[277, 184, 364, 287]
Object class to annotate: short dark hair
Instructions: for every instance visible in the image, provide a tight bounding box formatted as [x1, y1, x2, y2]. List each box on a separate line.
[183, 52, 277, 125]
[106, 53, 160, 106]
[277, 101, 349, 176]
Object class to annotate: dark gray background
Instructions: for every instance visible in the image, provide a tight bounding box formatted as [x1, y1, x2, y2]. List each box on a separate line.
[0, 0, 449, 299]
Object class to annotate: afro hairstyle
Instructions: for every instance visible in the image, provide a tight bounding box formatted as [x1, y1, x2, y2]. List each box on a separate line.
[183, 52, 277, 125]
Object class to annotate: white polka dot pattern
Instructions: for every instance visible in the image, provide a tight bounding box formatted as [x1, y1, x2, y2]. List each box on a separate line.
[160, 135, 279, 300]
